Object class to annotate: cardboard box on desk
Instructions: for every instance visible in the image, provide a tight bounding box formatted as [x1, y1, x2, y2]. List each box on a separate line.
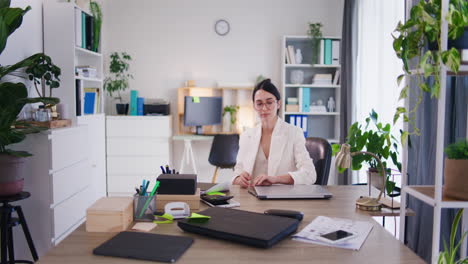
[156, 188, 200, 212]
[86, 197, 133, 232]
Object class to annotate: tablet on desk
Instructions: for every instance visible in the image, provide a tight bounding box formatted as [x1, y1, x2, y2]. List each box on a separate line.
[248, 185, 333, 200]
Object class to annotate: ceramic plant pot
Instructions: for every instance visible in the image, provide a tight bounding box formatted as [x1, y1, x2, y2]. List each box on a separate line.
[444, 158, 468, 200]
[116, 103, 129, 115]
[0, 154, 27, 195]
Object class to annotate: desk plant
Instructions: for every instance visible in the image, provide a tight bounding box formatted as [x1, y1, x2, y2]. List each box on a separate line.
[333, 110, 401, 195]
[104, 52, 133, 114]
[392, 0, 468, 143]
[438, 209, 468, 264]
[223, 105, 239, 132]
[443, 139, 468, 200]
[0, 1, 61, 195]
[307, 22, 323, 64]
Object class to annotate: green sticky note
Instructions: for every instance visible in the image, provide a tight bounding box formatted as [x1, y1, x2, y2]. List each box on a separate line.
[153, 213, 174, 224]
[192, 96, 200, 103]
[206, 192, 226, 196]
[187, 213, 211, 219]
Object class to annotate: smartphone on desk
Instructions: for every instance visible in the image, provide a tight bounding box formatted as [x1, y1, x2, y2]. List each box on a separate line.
[200, 195, 240, 208]
[316, 230, 356, 244]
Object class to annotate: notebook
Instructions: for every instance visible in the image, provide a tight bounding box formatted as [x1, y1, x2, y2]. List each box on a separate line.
[177, 207, 299, 248]
[248, 184, 332, 199]
[93, 231, 193, 263]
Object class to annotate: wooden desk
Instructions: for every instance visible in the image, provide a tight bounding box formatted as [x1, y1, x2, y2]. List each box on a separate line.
[38, 186, 424, 264]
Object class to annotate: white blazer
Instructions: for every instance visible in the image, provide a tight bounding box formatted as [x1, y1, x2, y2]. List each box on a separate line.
[232, 118, 317, 185]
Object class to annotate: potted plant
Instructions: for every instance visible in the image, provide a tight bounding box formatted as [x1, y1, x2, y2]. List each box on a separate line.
[104, 52, 133, 115]
[438, 209, 468, 264]
[222, 105, 239, 132]
[0, 2, 61, 195]
[307, 22, 323, 64]
[392, 0, 468, 143]
[333, 110, 401, 195]
[443, 139, 468, 200]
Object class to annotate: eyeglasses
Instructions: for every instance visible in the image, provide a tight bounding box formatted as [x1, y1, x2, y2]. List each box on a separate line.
[254, 100, 277, 110]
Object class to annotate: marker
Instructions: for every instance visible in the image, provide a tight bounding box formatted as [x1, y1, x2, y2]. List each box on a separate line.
[160, 166, 165, 174]
[165, 165, 170, 174]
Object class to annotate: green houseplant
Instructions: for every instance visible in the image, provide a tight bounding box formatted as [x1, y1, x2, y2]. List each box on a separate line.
[443, 139, 468, 200]
[0, 1, 61, 195]
[104, 52, 133, 115]
[333, 110, 401, 195]
[438, 209, 468, 264]
[392, 0, 468, 143]
[307, 22, 323, 64]
[222, 105, 239, 132]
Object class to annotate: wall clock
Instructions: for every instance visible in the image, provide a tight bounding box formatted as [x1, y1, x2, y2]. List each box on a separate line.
[215, 19, 230, 36]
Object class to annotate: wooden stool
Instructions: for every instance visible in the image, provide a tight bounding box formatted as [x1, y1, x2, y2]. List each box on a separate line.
[0, 192, 38, 264]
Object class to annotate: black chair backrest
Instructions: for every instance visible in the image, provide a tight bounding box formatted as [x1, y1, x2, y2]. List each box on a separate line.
[208, 134, 240, 168]
[305, 137, 332, 185]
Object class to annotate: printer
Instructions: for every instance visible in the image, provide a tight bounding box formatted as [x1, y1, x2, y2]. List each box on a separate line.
[143, 99, 170, 115]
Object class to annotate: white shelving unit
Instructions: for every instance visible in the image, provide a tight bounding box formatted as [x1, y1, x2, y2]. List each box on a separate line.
[44, 1, 104, 123]
[399, 0, 468, 263]
[281, 36, 341, 143]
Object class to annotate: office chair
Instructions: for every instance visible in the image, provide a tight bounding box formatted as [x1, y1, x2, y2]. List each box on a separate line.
[305, 137, 332, 185]
[208, 134, 240, 183]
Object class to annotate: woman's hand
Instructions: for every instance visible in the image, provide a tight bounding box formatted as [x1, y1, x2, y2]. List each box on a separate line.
[252, 174, 278, 186]
[233, 171, 251, 188]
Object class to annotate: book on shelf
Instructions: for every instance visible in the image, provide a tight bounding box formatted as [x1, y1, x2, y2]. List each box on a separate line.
[333, 70, 341, 85]
[75, 80, 81, 116]
[83, 87, 100, 115]
[75, 66, 97, 78]
[312, 73, 333, 85]
[287, 45, 296, 64]
[285, 47, 291, 64]
[319, 39, 325, 64]
[81, 12, 86, 49]
[137, 97, 144, 116]
[85, 14, 94, 51]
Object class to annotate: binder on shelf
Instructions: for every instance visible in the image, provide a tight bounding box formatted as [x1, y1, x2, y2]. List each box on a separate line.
[324, 39, 332, 65]
[75, 80, 81, 116]
[332, 40, 340, 65]
[301, 115, 308, 137]
[333, 70, 341, 85]
[298, 88, 303, 113]
[319, 39, 325, 64]
[74, 8, 82, 47]
[137, 97, 144, 116]
[301, 87, 310, 113]
[84, 91, 96, 115]
[130, 90, 138, 116]
[81, 12, 86, 49]
[85, 14, 94, 51]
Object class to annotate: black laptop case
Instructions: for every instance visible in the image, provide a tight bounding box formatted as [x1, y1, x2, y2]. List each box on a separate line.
[93, 231, 193, 263]
[177, 207, 299, 248]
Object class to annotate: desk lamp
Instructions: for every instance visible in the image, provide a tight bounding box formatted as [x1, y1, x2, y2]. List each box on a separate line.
[335, 143, 385, 211]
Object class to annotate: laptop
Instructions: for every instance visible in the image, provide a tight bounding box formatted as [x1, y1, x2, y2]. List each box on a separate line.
[248, 184, 333, 199]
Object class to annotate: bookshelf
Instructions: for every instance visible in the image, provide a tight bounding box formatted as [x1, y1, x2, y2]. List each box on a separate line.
[44, 1, 104, 124]
[281, 36, 341, 143]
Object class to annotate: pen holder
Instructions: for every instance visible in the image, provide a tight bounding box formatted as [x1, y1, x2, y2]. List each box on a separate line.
[133, 194, 156, 222]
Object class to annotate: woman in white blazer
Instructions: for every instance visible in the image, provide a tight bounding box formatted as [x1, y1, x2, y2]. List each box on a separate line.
[232, 79, 316, 187]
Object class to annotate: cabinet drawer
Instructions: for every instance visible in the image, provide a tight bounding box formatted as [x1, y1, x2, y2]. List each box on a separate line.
[52, 186, 93, 240]
[50, 126, 88, 171]
[107, 175, 157, 195]
[107, 138, 170, 156]
[107, 156, 169, 175]
[51, 160, 91, 205]
[106, 116, 171, 137]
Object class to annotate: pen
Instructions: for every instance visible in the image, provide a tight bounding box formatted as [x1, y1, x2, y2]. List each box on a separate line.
[172, 169, 175, 174]
[141, 180, 147, 195]
[139, 180, 160, 218]
[165, 165, 170, 174]
[160, 166, 166, 174]
[144, 180, 150, 196]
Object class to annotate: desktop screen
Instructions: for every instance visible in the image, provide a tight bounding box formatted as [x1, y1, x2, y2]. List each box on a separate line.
[184, 96, 222, 134]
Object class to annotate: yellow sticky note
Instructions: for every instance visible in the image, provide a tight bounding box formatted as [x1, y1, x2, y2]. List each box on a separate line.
[193, 96, 200, 103]
[188, 213, 211, 219]
[206, 192, 226, 196]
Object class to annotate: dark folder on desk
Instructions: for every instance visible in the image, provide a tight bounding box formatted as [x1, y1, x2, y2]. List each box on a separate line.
[177, 207, 299, 248]
[93, 231, 193, 263]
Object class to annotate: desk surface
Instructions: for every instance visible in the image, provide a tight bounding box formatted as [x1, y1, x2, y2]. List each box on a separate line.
[38, 186, 423, 264]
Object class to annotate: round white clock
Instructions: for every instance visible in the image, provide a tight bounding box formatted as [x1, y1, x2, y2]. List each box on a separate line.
[215, 19, 230, 36]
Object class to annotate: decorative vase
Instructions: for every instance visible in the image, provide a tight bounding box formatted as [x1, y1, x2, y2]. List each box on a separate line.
[223, 113, 231, 132]
[444, 158, 468, 200]
[0, 154, 27, 195]
[116, 103, 129, 115]
[295, 49, 303, 64]
[290, 70, 304, 84]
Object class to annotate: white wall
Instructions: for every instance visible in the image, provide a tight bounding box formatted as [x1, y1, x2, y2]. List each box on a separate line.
[102, 0, 344, 182]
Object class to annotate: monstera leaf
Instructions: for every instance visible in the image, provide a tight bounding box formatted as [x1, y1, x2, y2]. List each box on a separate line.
[0, 1, 31, 54]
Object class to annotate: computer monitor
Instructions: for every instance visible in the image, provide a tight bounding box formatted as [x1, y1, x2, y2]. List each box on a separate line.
[184, 96, 222, 134]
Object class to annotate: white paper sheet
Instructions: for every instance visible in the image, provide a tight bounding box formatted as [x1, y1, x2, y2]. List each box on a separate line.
[292, 216, 373, 250]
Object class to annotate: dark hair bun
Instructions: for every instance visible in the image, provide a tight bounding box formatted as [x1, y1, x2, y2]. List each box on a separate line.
[252, 78, 281, 101]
